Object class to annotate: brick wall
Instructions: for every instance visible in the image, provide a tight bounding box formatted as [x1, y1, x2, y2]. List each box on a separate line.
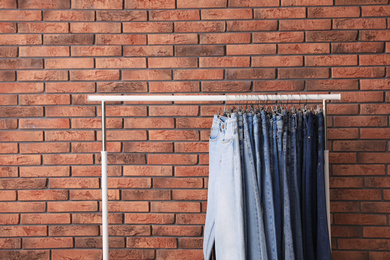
[0, 0, 389, 259]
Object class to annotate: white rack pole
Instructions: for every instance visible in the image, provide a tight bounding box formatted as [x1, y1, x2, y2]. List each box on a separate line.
[89, 94, 341, 260]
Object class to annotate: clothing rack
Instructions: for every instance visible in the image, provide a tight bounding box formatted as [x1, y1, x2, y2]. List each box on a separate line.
[87, 94, 341, 260]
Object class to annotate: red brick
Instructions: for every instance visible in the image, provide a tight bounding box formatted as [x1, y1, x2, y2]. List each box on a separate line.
[332, 42, 384, 53]
[70, 188, 117, 201]
[72, 46, 121, 57]
[97, 130, 146, 141]
[151, 202, 200, 213]
[150, 10, 199, 21]
[328, 128, 359, 140]
[18, 70, 68, 81]
[148, 154, 198, 165]
[358, 153, 390, 164]
[125, 0, 174, 9]
[154, 178, 202, 189]
[330, 177, 363, 188]
[72, 0, 122, 9]
[253, 56, 303, 67]
[0, 0, 16, 8]
[19, 0, 69, 9]
[21, 94, 70, 105]
[360, 30, 390, 41]
[0, 119, 17, 130]
[306, 55, 357, 66]
[153, 225, 202, 236]
[0, 190, 16, 201]
[46, 82, 95, 93]
[0, 202, 46, 213]
[18, 189, 68, 201]
[331, 226, 361, 238]
[0, 238, 20, 249]
[227, 68, 276, 79]
[44, 154, 94, 165]
[308, 7, 360, 18]
[149, 34, 197, 45]
[23, 237, 73, 249]
[227, 20, 277, 32]
[200, 33, 251, 44]
[333, 67, 385, 78]
[330, 202, 360, 212]
[280, 19, 331, 30]
[123, 166, 172, 176]
[279, 68, 329, 79]
[19, 22, 68, 33]
[202, 9, 251, 20]
[282, 0, 332, 5]
[0, 22, 16, 33]
[0, 214, 19, 224]
[0, 58, 43, 69]
[108, 178, 151, 189]
[177, 214, 206, 225]
[178, 0, 227, 8]
[370, 252, 390, 260]
[20, 118, 70, 129]
[365, 227, 390, 238]
[49, 225, 99, 236]
[362, 202, 390, 213]
[20, 142, 70, 154]
[96, 153, 146, 165]
[70, 70, 120, 81]
[338, 92, 386, 104]
[361, 54, 390, 66]
[328, 104, 359, 115]
[172, 190, 207, 200]
[72, 213, 123, 225]
[48, 201, 98, 212]
[45, 58, 94, 69]
[109, 249, 154, 259]
[0, 47, 18, 57]
[123, 69, 172, 81]
[108, 225, 150, 236]
[0, 10, 41, 21]
[72, 142, 121, 153]
[0, 251, 49, 259]
[366, 177, 390, 188]
[0, 226, 47, 237]
[150, 82, 199, 92]
[361, 79, 390, 90]
[71, 22, 121, 33]
[123, 142, 173, 153]
[175, 142, 208, 153]
[20, 166, 70, 177]
[308, 80, 359, 91]
[44, 34, 94, 45]
[125, 213, 174, 224]
[51, 249, 101, 259]
[226, 44, 276, 55]
[330, 189, 381, 200]
[20, 213, 70, 225]
[0, 167, 17, 178]
[97, 82, 147, 93]
[361, 104, 390, 115]
[97, 10, 146, 21]
[255, 7, 306, 19]
[0, 95, 17, 105]
[174, 69, 223, 80]
[307, 31, 358, 42]
[96, 34, 147, 45]
[200, 57, 249, 68]
[123, 118, 173, 129]
[175, 21, 225, 33]
[337, 0, 388, 3]
[149, 130, 199, 141]
[45, 130, 94, 141]
[254, 81, 304, 92]
[0, 34, 41, 45]
[332, 164, 385, 176]
[156, 250, 203, 260]
[0, 130, 43, 142]
[0, 178, 46, 189]
[0, 71, 15, 81]
[149, 57, 197, 68]
[175, 166, 208, 177]
[122, 190, 170, 201]
[46, 106, 95, 117]
[254, 32, 304, 43]
[124, 46, 173, 57]
[96, 58, 147, 69]
[19, 46, 69, 57]
[179, 238, 203, 249]
[362, 5, 390, 16]
[44, 10, 95, 21]
[127, 237, 177, 249]
[202, 81, 250, 92]
[72, 166, 121, 177]
[361, 129, 390, 139]
[334, 18, 386, 30]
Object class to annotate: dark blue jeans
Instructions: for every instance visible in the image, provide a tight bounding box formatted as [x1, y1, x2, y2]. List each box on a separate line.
[316, 112, 332, 260]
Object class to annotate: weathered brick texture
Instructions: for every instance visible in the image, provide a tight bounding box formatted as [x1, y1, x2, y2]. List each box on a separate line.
[0, 0, 388, 259]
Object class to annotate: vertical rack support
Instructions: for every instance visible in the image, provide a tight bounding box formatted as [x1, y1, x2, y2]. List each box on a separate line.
[323, 99, 332, 243]
[101, 101, 109, 260]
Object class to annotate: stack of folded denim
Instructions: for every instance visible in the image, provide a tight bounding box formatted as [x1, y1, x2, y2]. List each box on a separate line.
[204, 108, 331, 260]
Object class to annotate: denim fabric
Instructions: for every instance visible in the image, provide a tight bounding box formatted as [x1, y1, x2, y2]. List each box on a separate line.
[243, 114, 268, 260]
[261, 111, 278, 260]
[253, 114, 263, 205]
[204, 114, 246, 260]
[303, 112, 316, 260]
[275, 114, 283, 260]
[290, 113, 304, 260]
[247, 112, 255, 159]
[316, 112, 332, 260]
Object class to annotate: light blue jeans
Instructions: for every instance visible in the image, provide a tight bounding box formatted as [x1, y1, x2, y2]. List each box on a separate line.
[204, 114, 246, 260]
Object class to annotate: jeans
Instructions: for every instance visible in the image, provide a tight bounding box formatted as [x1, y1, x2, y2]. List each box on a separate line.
[243, 114, 268, 260]
[316, 112, 332, 260]
[261, 111, 278, 260]
[253, 114, 263, 206]
[204, 114, 246, 260]
[275, 114, 283, 260]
